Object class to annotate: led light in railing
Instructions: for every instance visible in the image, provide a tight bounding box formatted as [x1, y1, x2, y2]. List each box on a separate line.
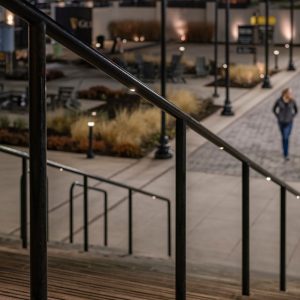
[285, 43, 290, 49]
[129, 88, 136, 92]
[179, 46, 185, 52]
[219, 146, 224, 150]
[266, 177, 271, 181]
[297, 195, 300, 199]
[88, 122, 95, 127]
[59, 168, 64, 172]
[152, 196, 156, 200]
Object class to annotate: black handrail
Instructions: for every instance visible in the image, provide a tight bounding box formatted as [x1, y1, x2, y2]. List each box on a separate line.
[0, 145, 171, 256]
[0, 0, 299, 299]
[69, 181, 108, 249]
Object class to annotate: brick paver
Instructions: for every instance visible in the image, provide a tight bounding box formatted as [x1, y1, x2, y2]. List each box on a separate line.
[188, 73, 300, 182]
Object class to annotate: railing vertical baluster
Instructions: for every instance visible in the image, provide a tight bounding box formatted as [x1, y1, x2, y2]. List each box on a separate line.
[167, 200, 171, 257]
[128, 189, 133, 255]
[46, 176, 49, 242]
[242, 162, 250, 296]
[20, 157, 27, 249]
[104, 191, 108, 246]
[29, 21, 47, 300]
[176, 118, 186, 300]
[69, 182, 76, 243]
[83, 175, 89, 252]
[280, 186, 286, 291]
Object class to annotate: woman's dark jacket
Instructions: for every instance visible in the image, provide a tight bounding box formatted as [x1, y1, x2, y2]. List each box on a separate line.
[273, 97, 298, 123]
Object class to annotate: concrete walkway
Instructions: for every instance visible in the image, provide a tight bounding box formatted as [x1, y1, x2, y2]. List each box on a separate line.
[1, 46, 300, 282]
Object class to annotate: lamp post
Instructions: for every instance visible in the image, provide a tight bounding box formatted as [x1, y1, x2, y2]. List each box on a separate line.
[287, 0, 296, 71]
[262, 0, 272, 88]
[87, 122, 95, 159]
[273, 49, 279, 70]
[155, 0, 172, 159]
[213, 0, 219, 98]
[221, 0, 234, 116]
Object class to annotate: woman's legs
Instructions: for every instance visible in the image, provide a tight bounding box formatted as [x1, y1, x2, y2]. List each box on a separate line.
[279, 122, 293, 158]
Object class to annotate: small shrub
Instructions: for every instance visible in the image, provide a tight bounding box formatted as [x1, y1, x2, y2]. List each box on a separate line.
[0, 115, 10, 128]
[12, 118, 27, 130]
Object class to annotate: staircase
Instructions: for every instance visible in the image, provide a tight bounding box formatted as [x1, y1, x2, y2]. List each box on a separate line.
[0, 240, 300, 300]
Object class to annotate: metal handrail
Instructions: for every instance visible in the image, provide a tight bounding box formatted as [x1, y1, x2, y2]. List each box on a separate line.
[69, 181, 108, 248]
[1, 0, 299, 198]
[0, 145, 171, 256]
[0, 0, 299, 298]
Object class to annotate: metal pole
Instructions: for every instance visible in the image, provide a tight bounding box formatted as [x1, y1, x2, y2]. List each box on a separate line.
[104, 191, 108, 246]
[221, 0, 234, 116]
[280, 186, 286, 291]
[242, 162, 250, 296]
[167, 200, 171, 257]
[128, 189, 133, 255]
[262, 0, 272, 88]
[20, 157, 27, 249]
[176, 118, 186, 300]
[213, 0, 219, 98]
[69, 182, 76, 243]
[83, 175, 88, 251]
[87, 125, 94, 159]
[29, 21, 47, 300]
[155, 0, 172, 159]
[288, 0, 296, 71]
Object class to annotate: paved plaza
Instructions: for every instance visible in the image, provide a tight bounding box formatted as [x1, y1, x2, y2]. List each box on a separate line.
[1, 44, 300, 283]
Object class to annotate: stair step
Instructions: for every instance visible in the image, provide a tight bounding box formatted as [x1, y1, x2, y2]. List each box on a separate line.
[0, 241, 299, 300]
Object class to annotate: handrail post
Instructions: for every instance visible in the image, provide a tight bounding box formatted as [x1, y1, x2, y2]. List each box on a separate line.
[104, 191, 108, 246]
[176, 118, 186, 300]
[128, 189, 133, 255]
[280, 186, 286, 291]
[69, 182, 76, 243]
[242, 162, 250, 296]
[29, 21, 47, 300]
[167, 200, 171, 257]
[83, 176, 89, 252]
[20, 157, 27, 249]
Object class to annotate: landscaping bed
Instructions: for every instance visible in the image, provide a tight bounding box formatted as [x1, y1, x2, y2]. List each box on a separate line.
[0, 87, 218, 158]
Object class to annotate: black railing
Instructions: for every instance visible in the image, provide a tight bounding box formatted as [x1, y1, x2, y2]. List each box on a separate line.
[0, 145, 171, 256]
[0, 0, 300, 299]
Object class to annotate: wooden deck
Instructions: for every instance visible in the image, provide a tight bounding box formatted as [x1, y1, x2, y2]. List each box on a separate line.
[0, 245, 300, 300]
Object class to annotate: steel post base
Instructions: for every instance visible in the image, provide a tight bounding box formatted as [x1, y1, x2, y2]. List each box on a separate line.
[87, 150, 94, 159]
[221, 103, 234, 116]
[262, 76, 272, 89]
[288, 61, 296, 71]
[155, 136, 173, 159]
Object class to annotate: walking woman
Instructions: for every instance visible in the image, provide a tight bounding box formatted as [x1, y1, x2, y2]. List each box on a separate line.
[273, 88, 298, 161]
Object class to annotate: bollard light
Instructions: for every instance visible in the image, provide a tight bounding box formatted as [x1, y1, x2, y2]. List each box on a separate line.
[273, 49, 280, 70]
[179, 46, 185, 53]
[87, 122, 95, 159]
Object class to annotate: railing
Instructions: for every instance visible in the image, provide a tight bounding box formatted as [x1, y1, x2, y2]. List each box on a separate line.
[0, 145, 171, 256]
[0, 0, 300, 299]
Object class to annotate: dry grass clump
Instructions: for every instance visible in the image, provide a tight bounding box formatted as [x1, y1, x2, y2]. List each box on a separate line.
[47, 109, 77, 135]
[221, 64, 264, 86]
[167, 89, 199, 115]
[70, 108, 161, 157]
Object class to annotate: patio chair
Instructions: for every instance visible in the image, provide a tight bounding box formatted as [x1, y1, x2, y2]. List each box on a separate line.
[167, 54, 186, 83]
[195, 56, 209, 77]
[140, 61, 157, 82]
